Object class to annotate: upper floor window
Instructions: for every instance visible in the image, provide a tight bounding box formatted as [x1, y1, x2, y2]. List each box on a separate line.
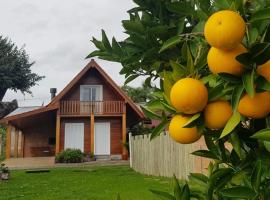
[80, 85, 103, 101]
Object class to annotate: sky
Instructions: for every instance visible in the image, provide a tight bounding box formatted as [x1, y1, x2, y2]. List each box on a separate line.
[1, 0, 145, 106]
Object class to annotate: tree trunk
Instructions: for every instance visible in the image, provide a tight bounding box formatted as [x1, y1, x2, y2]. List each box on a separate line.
[0, 88, 7, 101]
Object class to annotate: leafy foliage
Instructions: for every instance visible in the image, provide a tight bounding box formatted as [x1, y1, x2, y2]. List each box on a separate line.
[89, 0, 270, 199]
[121, 83, 154, 103]
[0, 126, 6, 161]
[0, 36, 44, 100]
[55, 149, 84, 163]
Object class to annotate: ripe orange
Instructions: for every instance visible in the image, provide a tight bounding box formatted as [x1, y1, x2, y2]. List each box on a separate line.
[207, 44, 247, 76]
[170, 78, 208, 114]
[238, 92, 270, 119]
[257, 60, 270, 82]
[204, 100, 233, 129]
[204, 10, 246, 50]
[169, 115, 201, 144]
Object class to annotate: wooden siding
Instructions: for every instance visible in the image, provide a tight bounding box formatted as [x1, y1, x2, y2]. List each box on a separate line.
[60, 117, 122, 155]
[62, 69, 123, 102]
[23, 122, 55, 157]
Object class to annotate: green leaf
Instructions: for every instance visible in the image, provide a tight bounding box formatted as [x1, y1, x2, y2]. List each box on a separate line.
[251, 128, 270, 141]
[124, 74, 138, 85]
[231, 85, 244, 112]
[112, 37, 122, 55]
[229, 132, 243, 159]
[208, 84, 225, 102]
[220, 186, 257, 198]
[242, 71, 255, 98]
[166, 2, 193, 15]
[251, 160, 262, 192]
[250, 42, 270, 65]
[150, 119, 168, 140]
[180, 184, 190, 200]
[101, 29, 112, 51]
[170, 60, 187, 81]
[256, 77, 270, 91]
[208, 168, 233, 199]
[204, 135, 219, 158]
[149, 189, 175, 200]
[183, 113, 201, 128]
[160, 101, 176, 113]
[236, 52, 253, 66]
[213, 0, 230, 9]
[263, 141, 270, 152]
[147, 100, 163, 111]
[250, 8, 270, 22]
[220, 112, 241, 138]
[218, 73, 242, 84]
[159, 36, 182, 53]
[173, 175, 181, 200]
[249, 27, 259, 45]
[91, 37, 105, 51]
[141, 106, 162, 120]
[189, 173, 208, 186]
[192, 150, 219, 159]
[122, 20, 145, 34]
[163, 72, 174, 101]
[187, 46, 194, 74]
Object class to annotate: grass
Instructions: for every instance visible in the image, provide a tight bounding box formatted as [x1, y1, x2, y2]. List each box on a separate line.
[0, 165, 172, 200]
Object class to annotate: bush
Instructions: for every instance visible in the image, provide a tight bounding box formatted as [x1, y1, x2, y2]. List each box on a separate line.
[55, 149, 83, 163]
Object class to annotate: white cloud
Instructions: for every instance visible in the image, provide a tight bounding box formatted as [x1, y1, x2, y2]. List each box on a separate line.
[0, 0, 146, 106]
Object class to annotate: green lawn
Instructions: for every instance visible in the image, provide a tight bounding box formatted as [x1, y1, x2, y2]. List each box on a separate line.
[0, 165, 172, 200]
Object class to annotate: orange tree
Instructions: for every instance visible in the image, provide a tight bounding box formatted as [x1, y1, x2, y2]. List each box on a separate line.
[88, 0, 270, 199]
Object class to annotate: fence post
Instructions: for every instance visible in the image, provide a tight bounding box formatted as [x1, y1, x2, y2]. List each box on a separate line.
[129, 133, 132, 167]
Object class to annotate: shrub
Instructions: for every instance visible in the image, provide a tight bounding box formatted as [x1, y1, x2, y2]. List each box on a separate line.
[55, 149, 83, 163]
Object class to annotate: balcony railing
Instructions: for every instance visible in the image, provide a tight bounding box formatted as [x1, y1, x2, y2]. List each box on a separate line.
[60, 100, 125, 115]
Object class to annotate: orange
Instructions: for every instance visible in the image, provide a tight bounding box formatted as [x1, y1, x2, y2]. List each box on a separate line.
[170, 78, 208, 114]
[169, 115, 201, 144]
[257, 60, 270, 82]
[204, 100, 233, 129]
[207, 44, 247, 76]
[238, 92, 270, 119]
[204, 10, 246, 50]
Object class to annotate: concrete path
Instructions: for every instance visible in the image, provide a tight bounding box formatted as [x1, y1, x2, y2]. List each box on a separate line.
[3, 157, 129, 170]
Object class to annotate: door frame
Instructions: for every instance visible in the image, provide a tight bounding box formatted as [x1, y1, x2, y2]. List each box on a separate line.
[64, 123, 84, 152]
[94, 122, 111, 155]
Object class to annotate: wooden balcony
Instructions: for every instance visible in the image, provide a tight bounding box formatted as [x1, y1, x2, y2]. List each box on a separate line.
[60, 100, 125, 116]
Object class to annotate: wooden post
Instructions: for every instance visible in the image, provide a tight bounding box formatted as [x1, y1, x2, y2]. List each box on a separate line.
[90, 112, 95, 154]
[20, 131, 25, 158]
[6, 125, 12, 159]
[55, 113, 61, 154]
[122, 104, 128, 160]
[14, 128, 19, 158]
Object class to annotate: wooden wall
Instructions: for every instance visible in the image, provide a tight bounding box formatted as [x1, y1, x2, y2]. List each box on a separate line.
[63, 68, 123, 101]
[60, 116, 122, 155]
[23, 122, 55, 157]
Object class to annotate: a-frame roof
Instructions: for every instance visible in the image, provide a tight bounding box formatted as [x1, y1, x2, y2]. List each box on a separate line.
[0, 59, 144, 123]
[49, 59, 144, 118]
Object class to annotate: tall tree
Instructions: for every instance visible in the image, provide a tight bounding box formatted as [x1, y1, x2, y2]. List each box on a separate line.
[121, 83, 154, 103]
[0, 36, 44, 100]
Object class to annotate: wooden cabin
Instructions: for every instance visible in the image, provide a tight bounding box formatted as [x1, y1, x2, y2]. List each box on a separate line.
[0, 59, 144, 160]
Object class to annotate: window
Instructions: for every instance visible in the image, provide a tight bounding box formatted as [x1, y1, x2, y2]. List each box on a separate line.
[80, 85, 102, 101]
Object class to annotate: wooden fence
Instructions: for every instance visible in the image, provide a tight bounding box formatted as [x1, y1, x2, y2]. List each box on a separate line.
[129, 133, 208, 179]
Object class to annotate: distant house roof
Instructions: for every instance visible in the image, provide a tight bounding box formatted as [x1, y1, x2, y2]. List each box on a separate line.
[6, 106, 43, 117]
